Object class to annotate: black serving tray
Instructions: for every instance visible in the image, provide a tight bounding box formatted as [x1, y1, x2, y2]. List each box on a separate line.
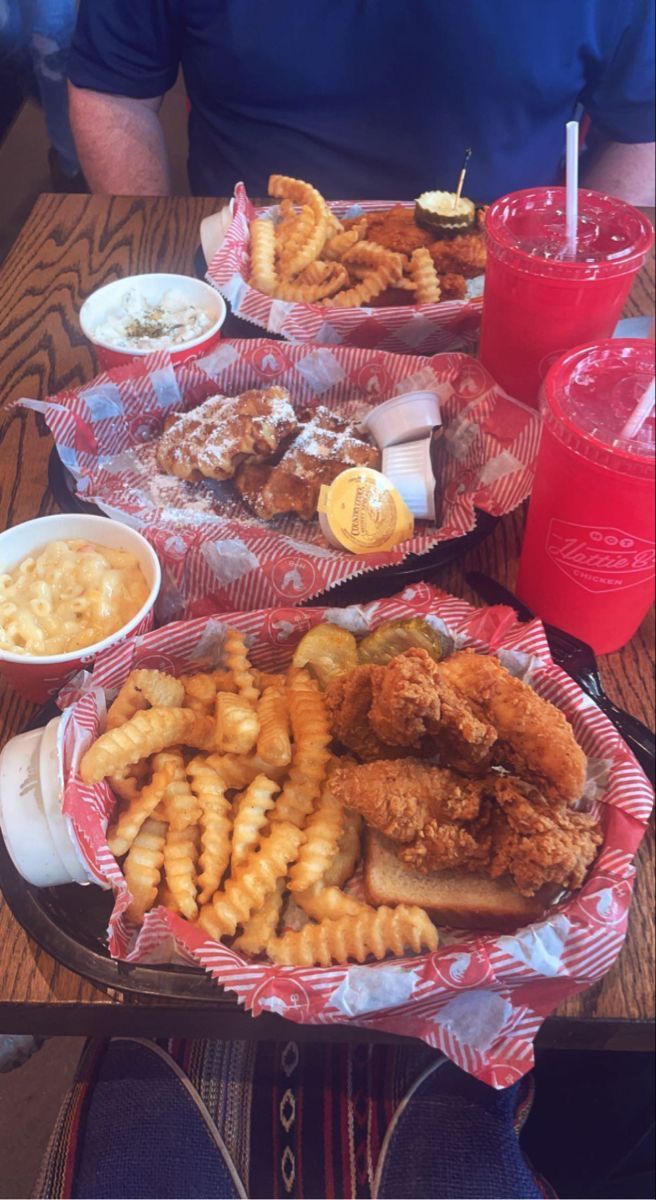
[48, 448, 499, 605]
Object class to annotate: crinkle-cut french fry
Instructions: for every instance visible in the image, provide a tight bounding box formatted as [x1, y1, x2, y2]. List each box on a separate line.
[186, 755, 232, 904]
[254, 671, 286, 691]
[204, 821, 303, 940]
[323, 226, 365, 260]
[250, 217, 277, 296]
[183, 715, 217, 752]
[231, 774, 280, 872]
[409, 247, 441, 303]
[287, 786, 344, 892]
[223, 628, 259, 703]
[107, 760, 175, 857]
[268, 174, 329, 276]
[325, 210, 344, 236]
[295, 884, 372, 922]
[180, 669, 236, 708]
[272, 670, 331, 828]
[216, 692, 259, 755]
[256, 686, 291, 767]
[324, 809, 362, 887]
[233, 879, 284, 956]
[80, 708, 196, 784]
[163, 823, 199, 921]
[274, 264, 348, 303]
[155, 748, 201, 832]
[124, 817, 167, 924]
[276, 204, 315, 264]
[157, 881, 181, 914]
[267, 904, 439, 966]
[108, 759, 150, 804]
[107, 670, 185, 729]
[206, 752, 287, 790]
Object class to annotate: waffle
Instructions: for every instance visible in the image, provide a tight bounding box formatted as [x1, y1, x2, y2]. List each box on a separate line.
[155, 387, 299, 482]
[234, 406, 380, 521]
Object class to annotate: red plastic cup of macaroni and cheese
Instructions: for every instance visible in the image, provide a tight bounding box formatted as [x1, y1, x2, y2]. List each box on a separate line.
[517, 340, 655, 654]
[0, 514, 161, 702]
[79, 273, 227, 369]
[479, 188, 654, 406]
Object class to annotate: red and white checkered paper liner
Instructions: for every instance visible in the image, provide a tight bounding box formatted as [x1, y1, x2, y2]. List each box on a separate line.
[205, 183, 484, 354]
[59, 584, 653, 1089]
[35, 342, 540, 618]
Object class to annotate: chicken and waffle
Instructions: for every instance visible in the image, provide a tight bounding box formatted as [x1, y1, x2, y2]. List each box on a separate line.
[248, 174, 486, 309]
[153, 386, 381, 524]
[80, 618, 602, 966]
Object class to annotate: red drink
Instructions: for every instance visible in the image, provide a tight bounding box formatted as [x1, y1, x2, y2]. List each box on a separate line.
[479, 189, 654, 406]
[517, 340, 655, 654]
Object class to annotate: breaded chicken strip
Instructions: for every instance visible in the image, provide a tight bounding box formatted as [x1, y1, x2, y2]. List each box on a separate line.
[325, 664, 393, 761]
[489, 778, 603, 896]
[368, 648, 497, 769]
[438, 652, 587, 804]
[330, 757, 494, 872]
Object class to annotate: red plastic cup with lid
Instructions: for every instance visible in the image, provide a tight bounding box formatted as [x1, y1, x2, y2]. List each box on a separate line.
[479, 188, 654, 406]
[516, 339, 655, 654]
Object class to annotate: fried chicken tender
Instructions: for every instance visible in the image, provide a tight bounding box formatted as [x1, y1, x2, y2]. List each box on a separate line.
[365, 205, 434, 256]
[325, 664, 395, 760]
[429, 232, 487, 278]
[329, 757, 489, 845]
[327, 649, 496, 768]
[438, 651, 587, 804]
[489, 778, 603, 896]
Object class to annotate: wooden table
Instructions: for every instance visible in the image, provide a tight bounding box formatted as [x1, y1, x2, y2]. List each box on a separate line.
[0, 195, 653, 1047]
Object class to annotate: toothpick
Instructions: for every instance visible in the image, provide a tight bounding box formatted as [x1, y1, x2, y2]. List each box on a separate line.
[453, 148, 472, 210]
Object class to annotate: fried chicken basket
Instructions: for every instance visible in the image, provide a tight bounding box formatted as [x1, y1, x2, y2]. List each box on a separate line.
[28, 342, 541, 618]
[205, 183, 484, 354]
[59, 585, 653, 1088]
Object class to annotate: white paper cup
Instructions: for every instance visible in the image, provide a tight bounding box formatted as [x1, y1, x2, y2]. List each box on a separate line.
[0, 718, 91, 887]
[382, 437, 436, 520]
[361, 390, 442, 448]
[0, 514, 161, 702]
[79, 273, 227, 368]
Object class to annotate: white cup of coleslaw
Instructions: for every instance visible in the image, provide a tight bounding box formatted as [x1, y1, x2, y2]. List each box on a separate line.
[79, 272, 227, 369]
[0, 514, 160, 702]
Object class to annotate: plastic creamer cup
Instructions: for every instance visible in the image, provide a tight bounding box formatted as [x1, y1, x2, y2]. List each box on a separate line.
[0, 716, 93, 887]
[382, 437, 437, 520]
[479, 188, 654, 406]
[517, 339, 655, 654]
[317, 468, 414, 554]
[360, 390, 442, 448]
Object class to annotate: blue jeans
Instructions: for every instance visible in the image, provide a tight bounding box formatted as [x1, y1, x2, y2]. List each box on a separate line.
[0, 0, 79, 174]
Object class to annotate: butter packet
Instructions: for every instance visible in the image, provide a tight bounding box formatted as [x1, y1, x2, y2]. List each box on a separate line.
[317, 467, 414, 555]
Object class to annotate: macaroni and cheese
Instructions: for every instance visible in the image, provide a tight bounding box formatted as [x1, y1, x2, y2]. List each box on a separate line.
[0, 540, 149, 657]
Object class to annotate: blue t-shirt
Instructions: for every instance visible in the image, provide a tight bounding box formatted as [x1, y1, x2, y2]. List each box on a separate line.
[68, 0, 655, 201]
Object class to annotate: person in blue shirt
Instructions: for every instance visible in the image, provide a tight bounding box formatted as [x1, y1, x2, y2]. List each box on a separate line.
[66, 2, 655, 204]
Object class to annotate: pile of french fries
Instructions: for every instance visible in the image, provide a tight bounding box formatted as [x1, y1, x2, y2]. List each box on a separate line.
[79, 629, 438, 967]
[249, 174, 442, 307]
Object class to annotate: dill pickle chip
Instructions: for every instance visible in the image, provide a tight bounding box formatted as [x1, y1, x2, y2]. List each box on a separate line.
[357, 618, 444, 665]
[292, 623, 358, 689]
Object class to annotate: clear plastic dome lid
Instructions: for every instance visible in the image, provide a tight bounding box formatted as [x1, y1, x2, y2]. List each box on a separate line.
[542, 340, 655, 478]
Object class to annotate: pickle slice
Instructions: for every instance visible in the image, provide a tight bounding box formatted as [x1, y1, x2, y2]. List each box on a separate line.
[292, 623, 358, 689]
[415, 190, 476, 236]
[357, 617, 444, 665]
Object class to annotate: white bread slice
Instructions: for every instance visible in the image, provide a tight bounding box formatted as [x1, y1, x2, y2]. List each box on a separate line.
[364, 829, 559, 932]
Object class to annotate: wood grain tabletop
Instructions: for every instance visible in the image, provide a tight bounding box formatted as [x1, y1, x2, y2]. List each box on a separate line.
[0, 194, 653, 1042]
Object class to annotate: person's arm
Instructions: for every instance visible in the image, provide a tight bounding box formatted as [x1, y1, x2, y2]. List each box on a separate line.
[68, 84, 171, 195]
[581, 139, 656, 205]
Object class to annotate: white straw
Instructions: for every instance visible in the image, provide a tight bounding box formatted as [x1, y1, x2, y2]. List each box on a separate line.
[620, 378, 655, 440]
[565, 120, 579, 258]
